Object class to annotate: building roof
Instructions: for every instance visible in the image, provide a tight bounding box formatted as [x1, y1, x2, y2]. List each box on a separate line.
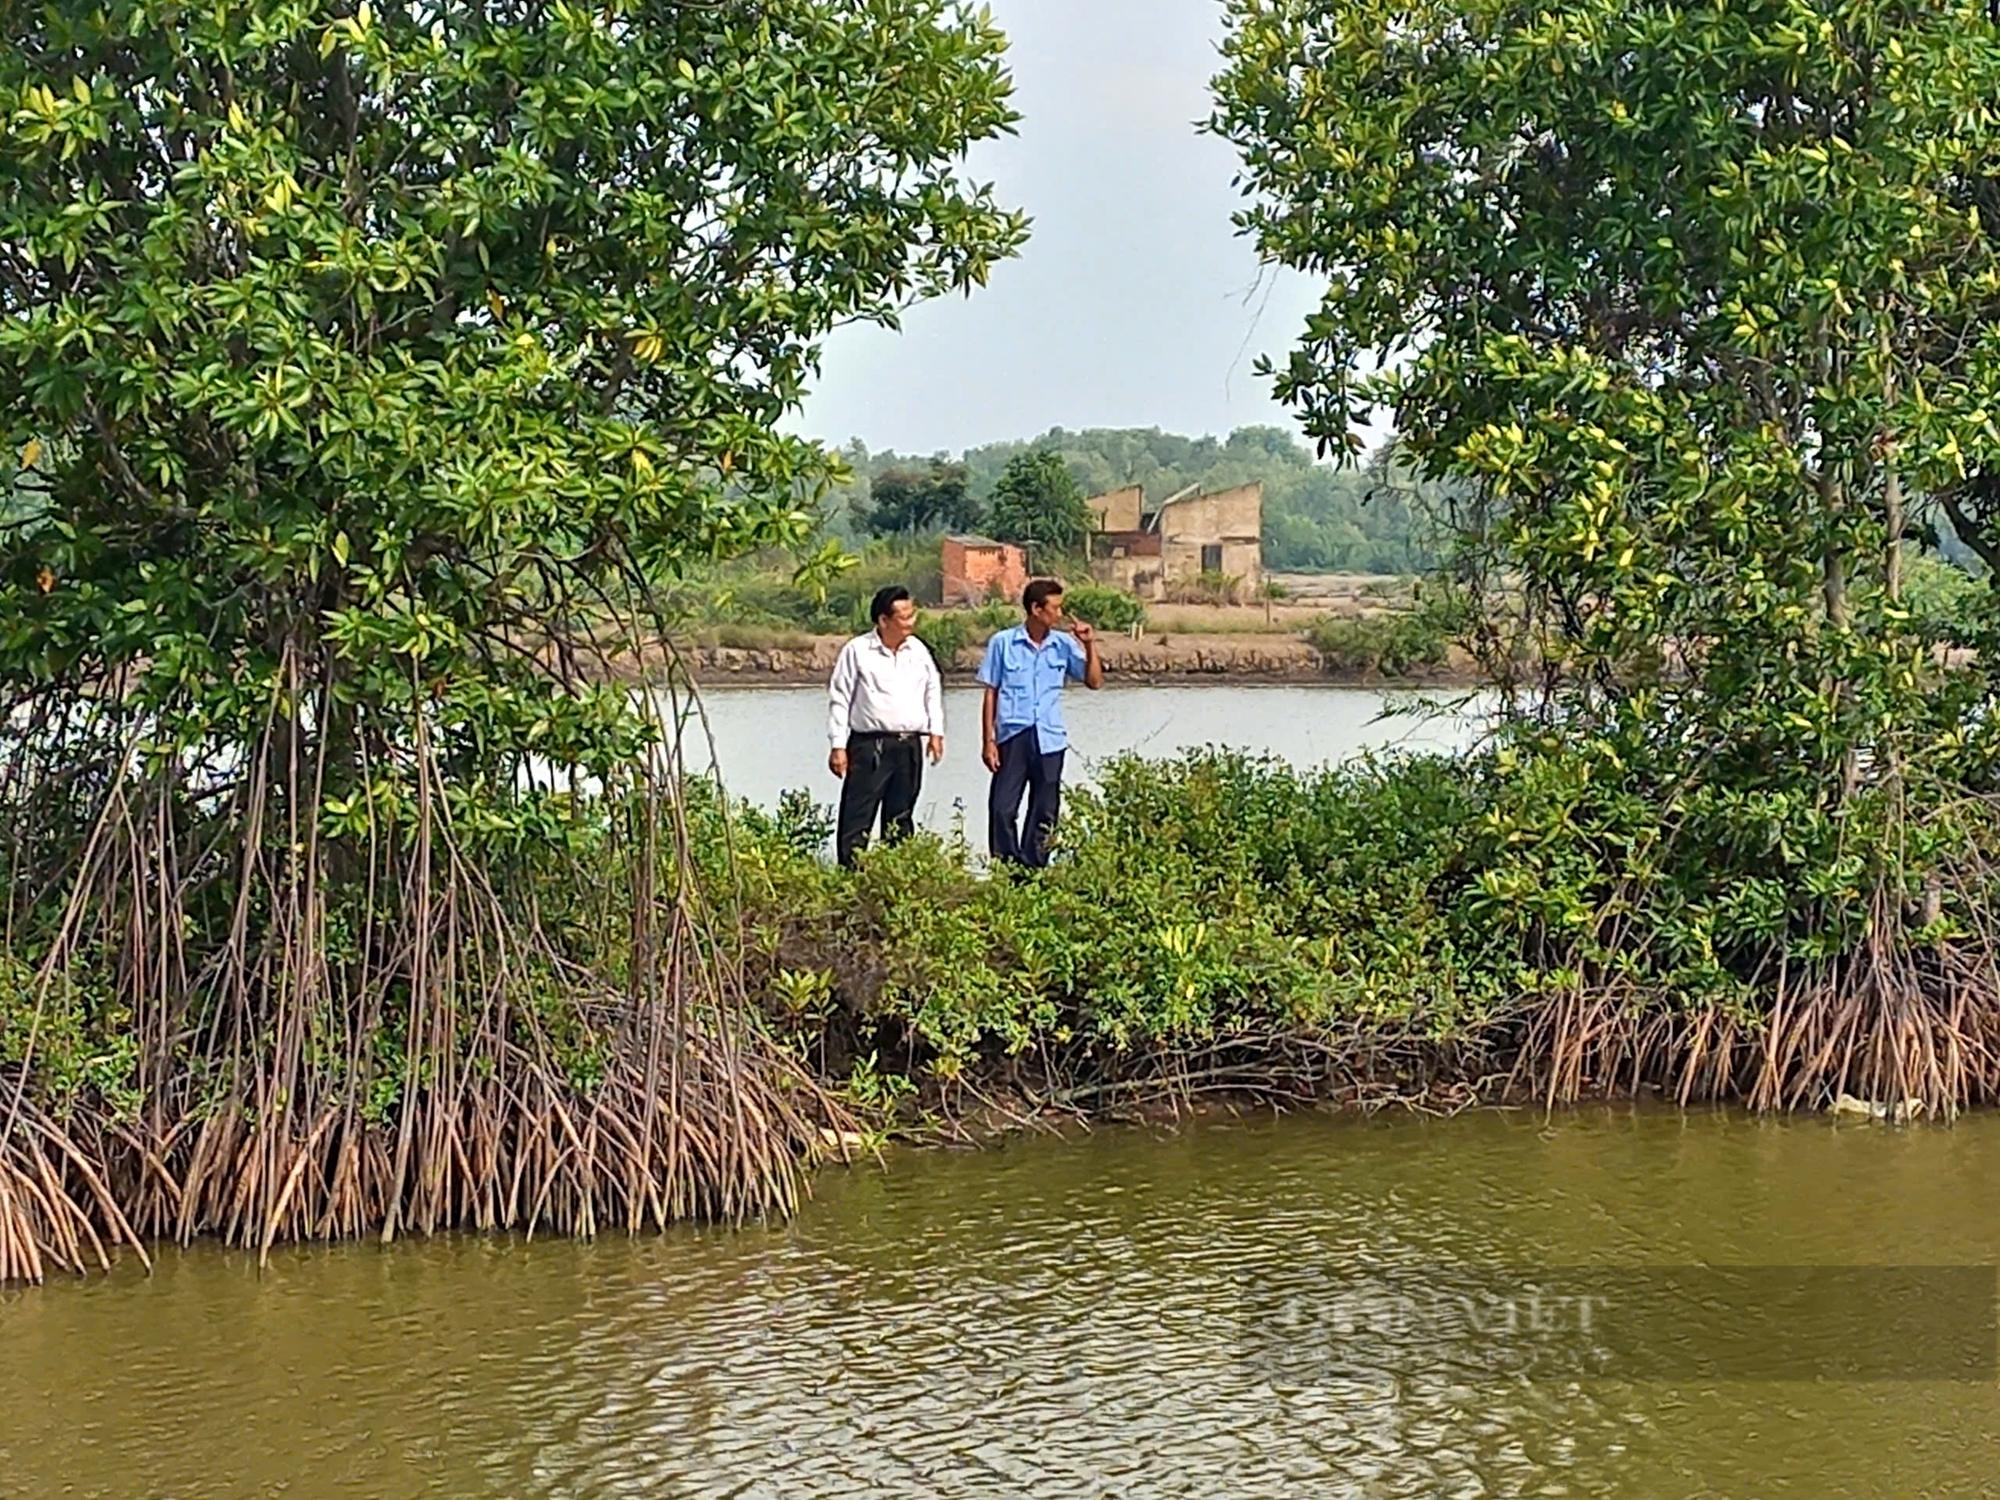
[945, 533, 1011, 549]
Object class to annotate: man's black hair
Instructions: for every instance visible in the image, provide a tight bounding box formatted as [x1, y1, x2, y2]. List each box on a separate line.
[870, 584, 913, 624]
[1022, 577, 1064, 614]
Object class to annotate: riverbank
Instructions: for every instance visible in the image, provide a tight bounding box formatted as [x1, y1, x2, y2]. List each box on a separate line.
[651, 584, 1480, 687]
[663, 629, 1481, 687]
[10, 736, 1997, 1286]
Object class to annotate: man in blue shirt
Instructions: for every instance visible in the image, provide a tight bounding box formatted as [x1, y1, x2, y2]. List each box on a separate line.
[977, 577, 1104, 866]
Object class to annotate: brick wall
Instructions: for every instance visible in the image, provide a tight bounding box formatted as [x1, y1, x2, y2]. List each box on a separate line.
[1086, 484, 1145, 533]
[942, 536, 1029, 607]
[1089, 529, 1166, 599]
[1157, 482, 1262, 589]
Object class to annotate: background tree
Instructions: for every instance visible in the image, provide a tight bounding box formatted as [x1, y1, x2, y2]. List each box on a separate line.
[0, 0, 1026, 1279]
[985, 447, 1092, 559]
[828, 424, 1441, 571]
[861, 459, 979, 535]
[1213, 0, 2000, 1111]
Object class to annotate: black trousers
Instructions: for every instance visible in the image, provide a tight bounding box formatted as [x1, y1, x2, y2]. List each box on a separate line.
[988, 731, 1065, 867]
[837, 732, 923, 868]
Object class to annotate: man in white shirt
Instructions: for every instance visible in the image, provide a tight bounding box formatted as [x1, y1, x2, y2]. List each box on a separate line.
[827, 585, 946, 868]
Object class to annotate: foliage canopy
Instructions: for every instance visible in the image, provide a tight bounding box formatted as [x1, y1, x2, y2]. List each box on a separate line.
[1213, 0, 2000, 1094]
[860, 459, 979, 536]
[0, 0, 1029, 1275]
[985, 446, 1092, 557]
[1, 0, 1027, 786]
[1214, 0, 2000, 773]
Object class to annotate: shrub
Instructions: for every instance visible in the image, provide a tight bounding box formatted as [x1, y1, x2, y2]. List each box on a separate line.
[1060, 580, 1147, 633]
[969, 599, 1021, 632]
[702, 748, 1504, 1085]
[914, 610, 973, 667]
[1308, 614, 1437, 676]
[1165, 571, 1246, 605]
[1305, 588, 1470, 677]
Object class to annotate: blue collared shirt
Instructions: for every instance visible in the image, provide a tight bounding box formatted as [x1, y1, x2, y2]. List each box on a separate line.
[978, 624, 1088, 753]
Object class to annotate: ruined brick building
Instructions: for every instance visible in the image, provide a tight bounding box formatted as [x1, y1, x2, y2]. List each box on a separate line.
[1084, 481, 1263, 600]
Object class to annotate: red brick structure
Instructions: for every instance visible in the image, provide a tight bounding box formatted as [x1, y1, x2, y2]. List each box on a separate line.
[941, 534, 1029, 607]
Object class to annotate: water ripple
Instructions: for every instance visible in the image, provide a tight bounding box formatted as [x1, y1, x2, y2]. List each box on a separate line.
[5, 1107, 2000, 1498]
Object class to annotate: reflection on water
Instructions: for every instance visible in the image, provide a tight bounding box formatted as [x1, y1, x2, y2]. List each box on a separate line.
[6, 1107, 2000, 1498]
[678, 684, 1483, 829]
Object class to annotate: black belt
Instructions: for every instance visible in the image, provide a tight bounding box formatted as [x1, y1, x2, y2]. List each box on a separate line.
[850, 729, 923, 741]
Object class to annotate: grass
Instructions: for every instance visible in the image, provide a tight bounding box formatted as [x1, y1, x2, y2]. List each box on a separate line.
[1145, 603, 1325, 635]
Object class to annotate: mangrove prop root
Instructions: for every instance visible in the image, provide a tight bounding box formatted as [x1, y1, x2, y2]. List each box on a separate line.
[0, 666, 851, 1286]
[1502, 889, 2000, 1118]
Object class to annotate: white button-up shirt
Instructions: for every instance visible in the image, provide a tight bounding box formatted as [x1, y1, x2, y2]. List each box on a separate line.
[827, 630, 945, 748]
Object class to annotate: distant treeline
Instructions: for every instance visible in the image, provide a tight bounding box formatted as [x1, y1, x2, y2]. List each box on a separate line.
[824, 425, 1449, 575]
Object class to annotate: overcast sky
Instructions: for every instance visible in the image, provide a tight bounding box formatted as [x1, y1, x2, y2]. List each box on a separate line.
[794, 0, 1330, 458]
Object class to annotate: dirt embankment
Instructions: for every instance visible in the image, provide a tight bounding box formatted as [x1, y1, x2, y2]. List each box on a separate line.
[689, 631, 1333, 684]
[668, 584, 1481, 688]
[682, 631, 1480, 687]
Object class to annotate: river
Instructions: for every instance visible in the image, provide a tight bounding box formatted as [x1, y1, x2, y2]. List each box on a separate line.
[6, 1107, 1999, 1497]
[10, 686, 1998, 1496]
[676, 683, 1483, 828]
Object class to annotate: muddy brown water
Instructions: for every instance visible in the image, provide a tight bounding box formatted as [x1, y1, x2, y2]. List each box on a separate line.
[6, 1106, 1999, 1498]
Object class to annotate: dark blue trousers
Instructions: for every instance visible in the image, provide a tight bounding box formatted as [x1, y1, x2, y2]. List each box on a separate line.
[988, 731, 1065, 867]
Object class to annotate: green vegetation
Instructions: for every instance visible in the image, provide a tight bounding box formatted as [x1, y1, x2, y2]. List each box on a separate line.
[711, 733, 2000, 1110]
[836, 424, 1446, 573]
[986, 448, 1093, 557]
[911, 608, 976, 668]
[860, 460, 979, 537]
[676, 560, 1141, 662]
[709, 752, 1500, 1094]
[1903, 552, 1991, 647]
[1212, 0, 2000, 1110]
[1303, 588, 1470, 679]
[1058, 580, 1147, 634]
[666, 537, 946, 636]
[0, 0, 1026, 1281]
